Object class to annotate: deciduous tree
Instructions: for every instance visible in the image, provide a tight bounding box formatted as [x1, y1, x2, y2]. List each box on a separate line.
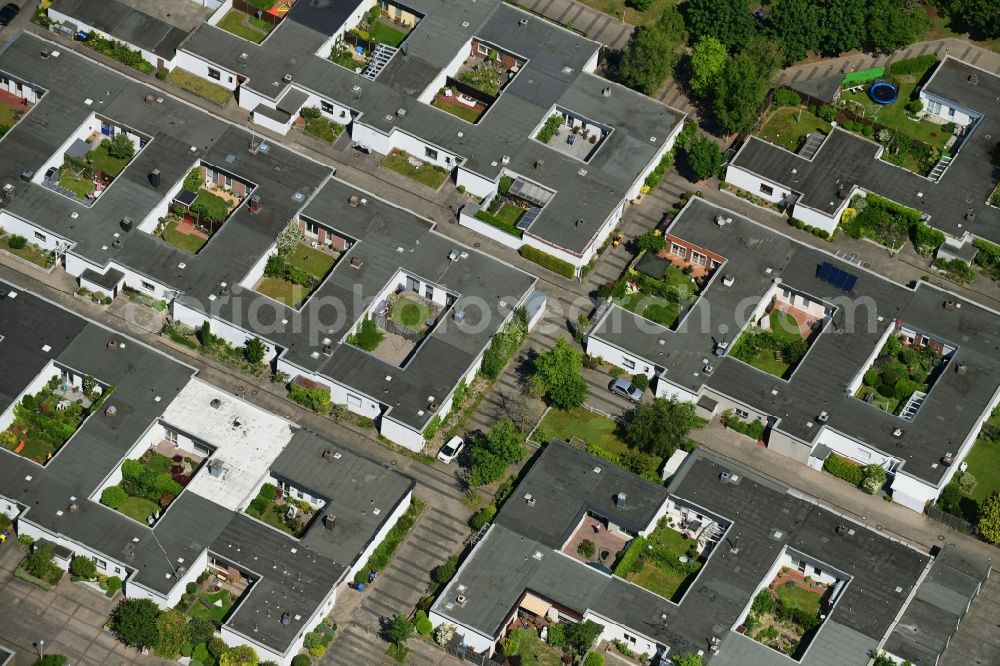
[533, 338, 588, 410]
[682, 0, 755, 50]
[977, 491, 1000, 543]
[688, 37, 728, 98]
[625, 397, 701, 458]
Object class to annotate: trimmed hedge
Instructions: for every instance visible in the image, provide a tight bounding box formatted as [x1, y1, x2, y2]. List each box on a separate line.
[474, 210, 523, 238]
[520, 245, 576, 278]
[887, 55, 938, 77]
[353, 499, 425, 584]
[822, 454, 864, 486]
[720, 410, 766, 440]
[612, 536, 647, 577]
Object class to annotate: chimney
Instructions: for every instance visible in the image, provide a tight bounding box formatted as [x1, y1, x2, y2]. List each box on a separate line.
[456, 595, 467, 606]
[602, 87, 611, 97]
[106, 338, 118, 350]
[614, 492, 626, 508]
[120, 217, 133, 232]
[323, 514, 336, 530]
[283, 73, 293, 83]
[956, 363, 968, 376]
[248, 194, 262, 214]
[105, 405, 118, 417]
[534, 159, 544, 171]
[149, 169, 161, 188]
[68, 502, 80, 513]
[942, 452, 954, 466]
[280, 612, 291, 625]
[144, 94, 155, 106]
[322, 449, 333, 460]
[968, 74, 978, 85]
[349, 195, 360, 207]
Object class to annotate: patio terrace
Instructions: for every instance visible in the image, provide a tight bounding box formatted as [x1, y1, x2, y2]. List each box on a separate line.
[561, 513, 629, 569]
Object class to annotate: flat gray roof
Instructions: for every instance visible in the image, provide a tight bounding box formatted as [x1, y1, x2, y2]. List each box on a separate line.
[49, 0, 190, 60]
[433, 444, 930, 662]
[179, 0, 684, 255]
[0, 32, 535, 432]
[0, 282, 412, 655]
[732, 57, 1000, 243]
[589, 197, 1000, 485]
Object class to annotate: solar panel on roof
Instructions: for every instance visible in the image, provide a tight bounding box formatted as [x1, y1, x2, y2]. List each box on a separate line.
[817, 262, 857, 292]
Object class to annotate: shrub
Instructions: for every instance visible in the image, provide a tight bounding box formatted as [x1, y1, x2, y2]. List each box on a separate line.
[291, 657, 311, 666]
[192, 643, 212, 663]
[773, 88, 801, 106]
[155, 609, 192, 658]
[535, 114, 562, 143]
[578, 539, 596, 558]
[415, 610, 433, 636]
[300, 106, 322, 120]
[904, 99, 923, 114]
[70, 555, 97, 580]
[34, 657, 69, 666]
[469, 503, 496, 530]
[434, 623, 456, 647]
[860, 464, 888, 494]
[632, 374, 649, 391]
[480, 310, 528, 379]
[189, 617, 215, 646]
[106, 132, 136, 160]
[818, 105, 837, 122]
[288, 384, 331, 413]
[7, 234, 27, 249]
[823, 454, 864, 486]
[520, 245, 576, 278]
[888, 55, 938, 77]
[108, 598, 161, 648]
[346, 316, 384, 351]
[105, 575, 122, 596]
[636, 230, 665, 254]
[259, 483, 277, 501]
[433, 555, 459, 586]
[24, 545, 57, 580]
[584, 654, 605, 666]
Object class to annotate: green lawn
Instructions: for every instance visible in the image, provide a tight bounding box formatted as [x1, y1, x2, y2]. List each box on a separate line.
[88, 142, 130, 177]
[494, 202, 525, 227]
[160, 218, 208, 254]
[188, 589, 235, 623]
[381, 151, 449, 189]
[192, 189, 232, 221]
[2, 239, 53, 269]
[617, 291, 681, 327]
[59, 170, 94, 199]
[259, 502, 297, 536]
[506, 628, 564, 666]
[256, 277, 306, 307]
[143, 450, 173, 475]
[625, 523, 701, 601]
[217, 10, 271, 43]
[758, 107, 831, 152]
[431, 98, 482, 123]
[118, 496, 159, 524]
[539, 406, 629, 455]
[165, 68, 233, 106]
[960, 436, 1000, 504]
[0, 103, 21, 127]
[390, 294, 434, 332]
[287, 243, 335, 278]
[769, 310, 802, 344]
[841, 79, 951, 150]
[371, 21, 408, 47]
[303, 116, 344, 142]
[776, 583, 823, 616]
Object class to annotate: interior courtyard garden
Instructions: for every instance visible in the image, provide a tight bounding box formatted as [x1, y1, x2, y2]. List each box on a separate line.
[244, 482, 315, 538]
[855, 327, 951, 418]
[741, 567, 830, 659]
[99, 446, 199, 525]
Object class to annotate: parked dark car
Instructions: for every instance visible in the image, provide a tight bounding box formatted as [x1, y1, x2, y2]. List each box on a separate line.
[0, 3, 20, 27]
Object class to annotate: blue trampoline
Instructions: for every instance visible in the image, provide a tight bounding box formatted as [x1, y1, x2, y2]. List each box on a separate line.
[869, 81, 898, 105]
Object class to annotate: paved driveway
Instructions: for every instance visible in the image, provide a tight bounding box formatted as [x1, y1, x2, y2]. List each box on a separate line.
[0, 541, 172, 666]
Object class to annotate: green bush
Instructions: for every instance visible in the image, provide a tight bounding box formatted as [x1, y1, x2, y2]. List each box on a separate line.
[480, 309, 528, 379]
[346, 316, 384, 351]
[720, 409, 766, 440]
[613, 537, 647, 576]
[70, 555, 97, 580]
[474, 209, 523, 238]
[288, 384, 331, 413]
[520, 245, 576, 278]
[259, 483, 277, 501]
[577, 539, 596, 558]
[192, 643, 212, 664]
[469, 503, 496, 530]
[535, 114, 562, 143]
[100, 486, 128, 509]
[300, 106, 322, 120]
[7, 234, 27, 249]
[860, 464, 887, 494]
[773, 88, 801, 106]
[34, 656, 69, 666]
[415, 610, 433, 636]
[632, 374, 649, 391]
[823, 454, 864, 486]
[291, 656, 310, 666]
[888, 55, 938, 77]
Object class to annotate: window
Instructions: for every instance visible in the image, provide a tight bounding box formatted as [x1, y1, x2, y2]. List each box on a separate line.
[140, 280, 155, 292]
[208, 68, 221, 81]
[735, 408, 750, 419]
[477, 42, 491, 57]
[114, 566, 121, 574]
[670, 243, 687, 259]
[424, 147, 438, 160]
[759, 183, 774, 196]
[948, 107, 956, 118]
[347, 394, 362, 407]
[224, 175, 232, 188]
[425, 284, 434, 300]
[622, 358, 636, 370]
[320, 100, 334, 114]
[691, 251, 707, 267]
[165, 429, 178, 445]
[927, 99, 941, 115]
[623, 634, 637, 645]
[797, 560, 807, 573]
[95, 558, 107, 569]
[813, 567, 822, 578]
[34, 231, 46, 242]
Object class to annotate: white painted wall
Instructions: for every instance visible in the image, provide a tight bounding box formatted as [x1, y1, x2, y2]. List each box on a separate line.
[378, 416, 424, 451]
[814, 427, 899, 470]
[791, 202, 840, 235]
[455, 167, 497, 200]
[521, 234, 584, 271]
[0, 74, 41, 103]
[251, 110, 294, 135]
[205, 0, 233, 26]
[417, 38, 472, 103]
[584, 610, 659, 661]
[274, 356, 383, 422]
[296, 88, 354, 125]
[918, 91, 979, 127]
[389, 129, 459, 171]
[239, 242, 278, 289]
[0, 211, 68, 254]
[890, 472, 938, 513]
[725, 166, 793, 205]
[78, 273, 120, 299]
[458, 208, 523, 249]
[138, 160, 198, 233]
[173, 50, 239, 91]
[48, 9, 168, 67]
[0, 494, 20, 522]
[237, 84, 276, 112]
[312, 0, 373, 60]
[351, 122, 394, 154]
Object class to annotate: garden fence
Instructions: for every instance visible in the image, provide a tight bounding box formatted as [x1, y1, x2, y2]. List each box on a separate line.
[231, 0, 282, 27]
[926, 506, 972, 534]
[374, 313, 424, 342]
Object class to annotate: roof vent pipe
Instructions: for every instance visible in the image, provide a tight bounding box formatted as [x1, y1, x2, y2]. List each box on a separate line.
[602, 87, 611, 97]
